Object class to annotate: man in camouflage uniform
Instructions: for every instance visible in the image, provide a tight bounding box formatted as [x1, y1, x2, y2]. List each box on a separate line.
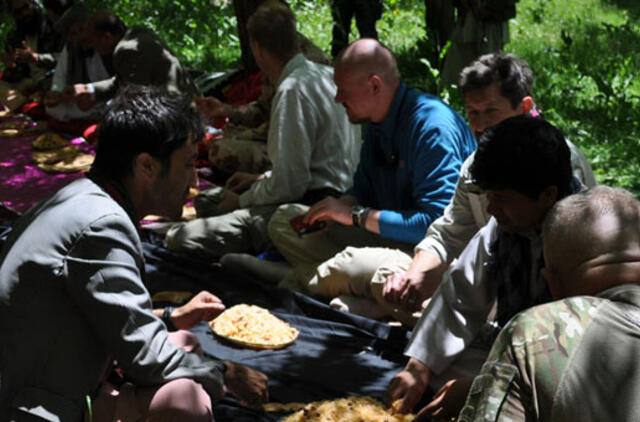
[459, 185, 640, 421]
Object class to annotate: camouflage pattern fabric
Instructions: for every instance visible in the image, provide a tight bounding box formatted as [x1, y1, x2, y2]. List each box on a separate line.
[458, 296, 603, 421]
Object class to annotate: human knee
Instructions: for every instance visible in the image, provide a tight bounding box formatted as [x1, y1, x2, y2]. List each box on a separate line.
[167, 330, 203, 355]
[267, 204, 307, 245]
[147, 378, 212, 422]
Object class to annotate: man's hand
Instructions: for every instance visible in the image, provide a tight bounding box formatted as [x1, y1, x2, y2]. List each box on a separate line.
[170, 291, 225, 330]
[223, 361, 269, 409]
[225, 171, 261, 193]
[387, 358, 431, 415]
[216, 189, 240, 214]
[62, 83, 96, 110]
[303, 196, 353, 226]
[383, 250, 446, 312]
[194, 96, 230, 121]
[417, 377, 474, 421]
[14, 41, 38, 64]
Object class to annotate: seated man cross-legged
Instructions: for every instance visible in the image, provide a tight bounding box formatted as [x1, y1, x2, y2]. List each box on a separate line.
[0, 86, 268, 421]
[460, 186, 640, 422]
[166, 1, 360, 261]
[387, 114, 581, 420]
[267, 38, 476, 320]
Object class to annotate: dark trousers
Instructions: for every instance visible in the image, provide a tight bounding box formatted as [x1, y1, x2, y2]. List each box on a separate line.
[330, 0, 383, 58]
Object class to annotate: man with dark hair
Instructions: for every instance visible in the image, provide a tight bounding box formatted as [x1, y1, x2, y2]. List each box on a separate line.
[380, 53, 595, 322]
[0, 86, 268, 421]
[460, 185, 640, 421]
[45, 2, 112, 121]
[387, 115, 580, 420]
[63, 10, 196, 110]
[166, 1, 360, 260]
[1, 0, 61, 91]
[266, 38, 475, 317]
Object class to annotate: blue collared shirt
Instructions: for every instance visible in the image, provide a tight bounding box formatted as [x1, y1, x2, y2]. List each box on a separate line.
[347, 83, 476, 244]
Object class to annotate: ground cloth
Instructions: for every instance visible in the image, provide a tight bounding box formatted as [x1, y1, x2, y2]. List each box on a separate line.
[141, 231, 413, 421]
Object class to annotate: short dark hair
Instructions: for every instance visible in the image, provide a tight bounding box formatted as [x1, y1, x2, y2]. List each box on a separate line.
[247, 1, 298, 62]
[91, 85, 204, 182]
[43, 0, 74, 17]
[91, 10, 125, 37]
[470, 114, 573, 200]
[459, 53, 533, 109]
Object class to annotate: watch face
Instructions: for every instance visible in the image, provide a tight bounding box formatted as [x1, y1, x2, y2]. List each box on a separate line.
[351, 205, 364, 215]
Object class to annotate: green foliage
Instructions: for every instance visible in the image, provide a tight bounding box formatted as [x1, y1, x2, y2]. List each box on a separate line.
[1, 0, 638, 194]
[508, 0, 640, 194]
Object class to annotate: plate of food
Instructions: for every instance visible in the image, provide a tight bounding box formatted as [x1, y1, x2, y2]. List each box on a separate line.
[32, 133, 69, 150]
[31, 145, 80, 164]
[209, 304, 299, 350]
[37, 153, 94, 173]
[264, 396, 415, 422]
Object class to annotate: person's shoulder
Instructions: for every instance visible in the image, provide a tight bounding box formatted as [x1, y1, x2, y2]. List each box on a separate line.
[46, 179, 134, 230]
[505, 296, 604, 341]
[117, 26, 158, 49]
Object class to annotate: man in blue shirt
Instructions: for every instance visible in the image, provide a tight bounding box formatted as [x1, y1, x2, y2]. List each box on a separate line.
[267, 39, 476, 318]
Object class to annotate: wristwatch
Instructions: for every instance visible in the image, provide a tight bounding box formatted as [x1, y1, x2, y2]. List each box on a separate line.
[351, 205, 365, 227]
[351, 205, 371, 228]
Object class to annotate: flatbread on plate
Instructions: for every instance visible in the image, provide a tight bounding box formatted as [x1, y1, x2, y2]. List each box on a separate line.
[209, 304, 298, 350]
[37, 153, 94, 173]
[273, 396, 415, 422]
[32, 133, 69, 150]
[31, 145, 80, 164]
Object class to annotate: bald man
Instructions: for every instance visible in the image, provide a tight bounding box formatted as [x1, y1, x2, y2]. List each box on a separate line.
[458, 185, 640, 421]
[268, 39, 476, 318]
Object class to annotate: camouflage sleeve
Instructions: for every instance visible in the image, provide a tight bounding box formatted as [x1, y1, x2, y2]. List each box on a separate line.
[458, 296, 603, 422]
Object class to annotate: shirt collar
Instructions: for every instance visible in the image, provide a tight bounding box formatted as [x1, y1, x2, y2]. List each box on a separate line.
[371, 81, 407, 142]
[276, 53, 306, 87]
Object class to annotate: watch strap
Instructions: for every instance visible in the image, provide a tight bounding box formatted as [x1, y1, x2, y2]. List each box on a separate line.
[162, 306, 177, 331]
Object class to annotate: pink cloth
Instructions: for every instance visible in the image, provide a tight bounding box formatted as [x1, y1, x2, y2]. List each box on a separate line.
[0, 130, 93, 214]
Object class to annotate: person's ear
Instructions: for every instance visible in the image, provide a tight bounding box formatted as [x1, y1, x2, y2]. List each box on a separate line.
[540, 185, 558, 206]
[368, 74, 382, 95]
[520, 96, 534, 114]
[133, 152, 160, 182]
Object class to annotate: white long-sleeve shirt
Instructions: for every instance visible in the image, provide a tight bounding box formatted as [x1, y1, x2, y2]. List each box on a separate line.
[239, 54, 361, 207]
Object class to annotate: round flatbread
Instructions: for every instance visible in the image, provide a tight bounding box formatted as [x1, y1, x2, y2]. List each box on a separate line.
[31, 145, 80, 164]
[275, 396, 415, 422]
[210, 304, 299, 350]
[37, 153, 94, 173]
[32, 133, 69, 150]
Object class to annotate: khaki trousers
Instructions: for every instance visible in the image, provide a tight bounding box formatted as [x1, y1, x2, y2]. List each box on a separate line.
[268, 203, 421, 324]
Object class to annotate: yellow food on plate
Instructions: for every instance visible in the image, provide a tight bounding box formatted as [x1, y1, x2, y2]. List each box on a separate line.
[37, 153, 94, 173]
[210, 304, 298, 349]
[32, 133, 69, 150]
[272, 396, 415, 422]
[31, 145, 80, 164]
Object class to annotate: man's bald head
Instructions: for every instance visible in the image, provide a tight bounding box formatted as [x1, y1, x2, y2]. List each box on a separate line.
[335, 38, 399, 85]
[333, 39, 400, 123]
[542, 186, 640, 299]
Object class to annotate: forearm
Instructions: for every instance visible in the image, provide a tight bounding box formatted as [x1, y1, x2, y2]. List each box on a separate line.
[377, 209, 436, 244]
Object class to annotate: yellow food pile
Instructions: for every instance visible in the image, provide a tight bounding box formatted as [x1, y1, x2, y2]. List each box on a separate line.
[210, 304, 298, 349]
[281, 396, 414, 422]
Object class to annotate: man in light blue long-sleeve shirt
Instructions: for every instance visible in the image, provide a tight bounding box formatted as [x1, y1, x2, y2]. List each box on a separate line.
[268, 39, 475, 318]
